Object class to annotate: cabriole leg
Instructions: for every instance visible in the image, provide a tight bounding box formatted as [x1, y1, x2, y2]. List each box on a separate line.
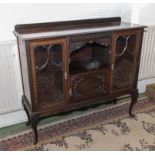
[22, 96, 31, 126]
[113, 98, 117, 104]
[129, 89, 139, 117]
[31, 114, 39, 145]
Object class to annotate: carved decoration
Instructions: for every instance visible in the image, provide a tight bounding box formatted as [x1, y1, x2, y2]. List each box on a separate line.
[115, 35, 135, 58]
[35, 44, 63, 73]
[35, 45, 52, 72]
[72, 78, 83, 97]
[116, 36, 130, 57]
[95, 75, 106, 94]
[69, 41, 86, 55]
[69, 40, 110, 55]
[72, 75, 106, 98]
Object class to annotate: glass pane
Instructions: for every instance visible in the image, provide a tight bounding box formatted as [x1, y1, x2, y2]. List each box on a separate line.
[34, 44, 64, 107]
[113, 35, 136, 90]
[69, 42, 110, 75]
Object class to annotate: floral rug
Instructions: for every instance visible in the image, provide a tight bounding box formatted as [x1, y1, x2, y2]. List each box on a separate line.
[0, 98, 155, 151]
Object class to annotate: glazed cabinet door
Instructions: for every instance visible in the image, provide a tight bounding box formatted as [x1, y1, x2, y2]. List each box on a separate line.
[111, 30, 142, 92]
[29, 38, 67, 110]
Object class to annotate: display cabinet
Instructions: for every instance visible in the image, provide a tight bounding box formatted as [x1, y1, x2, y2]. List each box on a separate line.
[14, 17, 145, 144]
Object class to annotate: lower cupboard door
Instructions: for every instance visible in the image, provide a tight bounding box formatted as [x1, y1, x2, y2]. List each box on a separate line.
[69, 71, 109, 102]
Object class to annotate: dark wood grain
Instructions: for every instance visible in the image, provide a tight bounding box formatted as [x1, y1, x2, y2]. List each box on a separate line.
[15, 17, 121, 34]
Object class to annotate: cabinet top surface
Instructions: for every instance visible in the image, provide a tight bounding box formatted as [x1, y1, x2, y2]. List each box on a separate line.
[14, 17, 145, 40]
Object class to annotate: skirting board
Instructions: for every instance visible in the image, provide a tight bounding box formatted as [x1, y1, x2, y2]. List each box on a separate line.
[0, 78, 155, 128]
[0, 110, 27, 128]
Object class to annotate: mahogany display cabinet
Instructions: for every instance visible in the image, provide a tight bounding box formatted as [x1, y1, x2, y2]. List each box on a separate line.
[14, 17, 145, 144]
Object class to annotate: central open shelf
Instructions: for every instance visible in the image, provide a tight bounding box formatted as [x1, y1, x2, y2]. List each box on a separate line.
[69, 42, 111, 75]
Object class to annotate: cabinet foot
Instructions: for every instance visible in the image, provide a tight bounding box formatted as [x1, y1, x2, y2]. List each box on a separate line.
[129, 89, 139, 117]
[113, 98, 117, 104]
[31, 114, 39, 145]
[22, 96, 31, 126]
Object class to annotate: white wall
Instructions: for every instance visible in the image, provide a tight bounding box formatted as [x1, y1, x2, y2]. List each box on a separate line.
[131, 3, 155, 25]
[139, 4, 155, 25]
[0, 3, 131, 41]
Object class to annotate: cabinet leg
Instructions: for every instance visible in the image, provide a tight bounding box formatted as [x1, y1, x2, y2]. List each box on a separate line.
[22, 96, 31, 126]
[129, 89, 139, 117]
[113, 98, 117, 104]
[31, 114, 39, 145]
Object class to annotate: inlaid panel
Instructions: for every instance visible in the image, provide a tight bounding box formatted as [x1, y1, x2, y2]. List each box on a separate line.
[69, 70, 109, 102]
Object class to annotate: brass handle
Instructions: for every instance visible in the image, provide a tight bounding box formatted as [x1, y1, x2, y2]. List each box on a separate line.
[111, 64, 114, 71]
[64, 72, 68, 80]
[69, 88, 72, 96]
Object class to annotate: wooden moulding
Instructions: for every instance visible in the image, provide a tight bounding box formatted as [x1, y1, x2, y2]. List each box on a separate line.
[14, 17, 121, 34]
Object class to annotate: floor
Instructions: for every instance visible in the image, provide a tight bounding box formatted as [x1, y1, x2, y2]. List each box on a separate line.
[0, 93, 146, 140]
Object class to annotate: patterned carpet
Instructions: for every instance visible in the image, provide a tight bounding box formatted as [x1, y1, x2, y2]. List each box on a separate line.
[0, 98, 155, 151]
